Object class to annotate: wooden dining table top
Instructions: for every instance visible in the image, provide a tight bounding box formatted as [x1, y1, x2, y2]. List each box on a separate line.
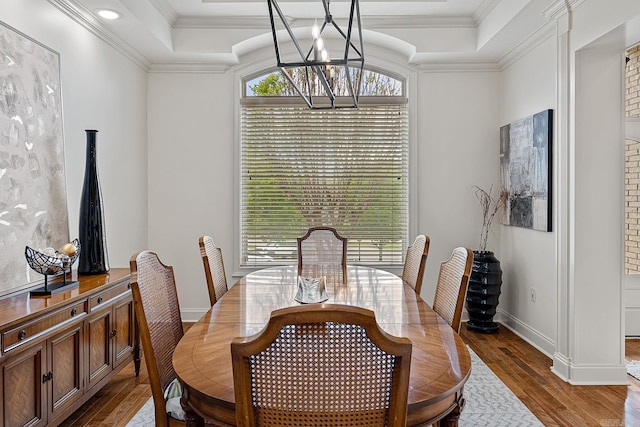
[173, 264, 471, 426]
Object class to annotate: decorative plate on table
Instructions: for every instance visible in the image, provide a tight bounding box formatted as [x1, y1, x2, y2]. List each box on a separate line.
[295, 276, 328, 304]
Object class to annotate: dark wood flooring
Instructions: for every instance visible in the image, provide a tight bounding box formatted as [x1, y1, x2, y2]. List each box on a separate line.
[59, 323, 640, 426]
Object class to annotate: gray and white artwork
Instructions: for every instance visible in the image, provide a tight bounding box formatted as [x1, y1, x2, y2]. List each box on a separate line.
[0, 21, 69, 294]
[500, 109, 552, 232]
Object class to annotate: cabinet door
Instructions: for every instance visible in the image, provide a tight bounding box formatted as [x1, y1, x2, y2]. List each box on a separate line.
[113, 297, 134, 368]
[48, 322, 83, 422]
[86, 308, 111, 390]
[1, 343, 47, 427]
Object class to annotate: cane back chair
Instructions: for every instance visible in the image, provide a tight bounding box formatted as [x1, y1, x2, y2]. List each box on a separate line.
[231, 304, 412, 427]
[130, 250, 185, 427]
[432, 247, 474, 333]
[401, 234, 431, 294]
[198, 235, 229, 306]
[297, 226, 347, 282]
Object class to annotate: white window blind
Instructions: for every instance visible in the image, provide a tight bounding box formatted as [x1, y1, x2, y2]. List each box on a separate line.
[240, 99, 408, 267]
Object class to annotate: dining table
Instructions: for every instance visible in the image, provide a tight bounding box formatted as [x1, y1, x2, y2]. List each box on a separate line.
[173, 264, 471, 427]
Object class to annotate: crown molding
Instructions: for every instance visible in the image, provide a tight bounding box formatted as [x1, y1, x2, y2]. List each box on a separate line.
[175, 14, 475, 30]
[542, 0, 586, 21]
[416, 61, 500, 73]
[363, 15, 475, 29]
[149, 63, 231, 73]
[175, 16, 271, 29]
[47, 0, 151, 71]
[473, 0, 502, 24]
[148, 0, 179, 25]
[497, 22, 556, 70]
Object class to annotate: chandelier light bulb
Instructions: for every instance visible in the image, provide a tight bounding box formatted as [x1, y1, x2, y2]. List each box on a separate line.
[267, 0, 364, 108]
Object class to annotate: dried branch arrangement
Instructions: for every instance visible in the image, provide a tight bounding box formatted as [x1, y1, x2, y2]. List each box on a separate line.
[476, 186, 508, 252]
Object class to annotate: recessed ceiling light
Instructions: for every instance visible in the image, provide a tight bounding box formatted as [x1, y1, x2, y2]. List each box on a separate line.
[96, 9, 120, 20]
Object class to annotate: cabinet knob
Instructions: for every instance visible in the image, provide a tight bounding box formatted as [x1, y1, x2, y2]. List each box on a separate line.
[97, 296, 103, 304]
[110, 329, 117, 338]
[18, 330, 26, 340]
[70, 308, 77, 316]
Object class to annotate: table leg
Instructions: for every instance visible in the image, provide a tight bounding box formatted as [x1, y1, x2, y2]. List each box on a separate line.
[436, 391, 465, 427]
[185, 413, 205, 427]
[181, 388, 205, 427]
[133, 318, 142, 376]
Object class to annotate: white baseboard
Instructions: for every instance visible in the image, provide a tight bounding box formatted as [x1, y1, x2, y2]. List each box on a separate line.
[462, 308, 556, 358]
[551, 359, 628, 385]
[496, 311, 628, 385]
[496, 310, 556, 358]
[551, 352, 572, 381]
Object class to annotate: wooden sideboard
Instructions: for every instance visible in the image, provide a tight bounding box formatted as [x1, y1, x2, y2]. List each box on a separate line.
[0, 268, 139, 427]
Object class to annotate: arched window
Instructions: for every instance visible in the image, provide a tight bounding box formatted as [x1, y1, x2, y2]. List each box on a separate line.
[240, 68, 408, 267]
[245, 69, 403, 97]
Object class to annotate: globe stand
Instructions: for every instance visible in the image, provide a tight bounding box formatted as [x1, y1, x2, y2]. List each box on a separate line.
[26, 239, 81, 297]
[30, 268, 79, 297]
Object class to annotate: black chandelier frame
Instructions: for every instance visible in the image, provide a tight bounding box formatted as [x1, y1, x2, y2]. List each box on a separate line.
[267, 0, 364, 109]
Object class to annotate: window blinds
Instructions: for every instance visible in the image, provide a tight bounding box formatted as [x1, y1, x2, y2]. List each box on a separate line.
[240, 99, 408, 267]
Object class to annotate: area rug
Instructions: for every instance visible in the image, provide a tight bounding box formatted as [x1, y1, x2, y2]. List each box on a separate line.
[460, 348, 543, 426]
[627, 359, 640, 380]
[126, 347, 543, 427]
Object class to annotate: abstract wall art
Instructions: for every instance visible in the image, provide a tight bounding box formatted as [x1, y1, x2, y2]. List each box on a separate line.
[0, 21, 69, 295]
[500, 109, 552, 232]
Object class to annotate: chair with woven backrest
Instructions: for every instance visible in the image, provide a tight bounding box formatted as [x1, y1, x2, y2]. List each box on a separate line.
[401, 234, 430, 295]
[432, 247, 474, 333]
[198, 235, 229, 306]
[297, 226, 347, 282]
[130, 250, 185, 427]
[231, 304, 412, 427]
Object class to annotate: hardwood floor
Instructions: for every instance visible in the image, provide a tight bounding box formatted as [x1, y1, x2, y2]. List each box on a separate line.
[460, 325, 640, 427]
[58, 359, 151, 427]
[60, 323, 640, 426]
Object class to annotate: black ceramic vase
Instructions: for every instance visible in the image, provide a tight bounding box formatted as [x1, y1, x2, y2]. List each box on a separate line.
[78, 129, 109, 274]
[465, 250, 501, 333]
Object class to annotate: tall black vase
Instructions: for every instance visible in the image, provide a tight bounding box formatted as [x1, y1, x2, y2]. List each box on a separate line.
[78, 129, 109, 274]
[465, 250, 501, 333]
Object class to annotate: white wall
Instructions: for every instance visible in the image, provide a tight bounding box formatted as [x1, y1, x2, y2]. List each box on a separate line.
[2, 0, 148, 269]
[147, 71, 235, 317]
[498, 35, 558, 355]
[572, 47, 625, 375]
[417, 70, 501, 304]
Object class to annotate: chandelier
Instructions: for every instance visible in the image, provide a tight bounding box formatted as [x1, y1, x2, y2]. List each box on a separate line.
[267, 0, 364, 109]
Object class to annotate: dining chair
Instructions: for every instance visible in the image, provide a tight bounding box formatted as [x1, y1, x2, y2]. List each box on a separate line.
[432, 247, 474, 333]
[297, 226, 347, 281]
[401, 234, 430, 294]
[198, 235, 229, 306]
[130, 250, 186, 427]
[231, 304, 412, 427]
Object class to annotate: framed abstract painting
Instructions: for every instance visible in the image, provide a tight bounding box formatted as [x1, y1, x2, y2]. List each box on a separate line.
[0, 21, 69, 295]
[500, 109, 553, 232]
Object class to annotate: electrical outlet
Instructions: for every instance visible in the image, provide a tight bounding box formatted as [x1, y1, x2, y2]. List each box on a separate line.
[530, 287, 537, 303]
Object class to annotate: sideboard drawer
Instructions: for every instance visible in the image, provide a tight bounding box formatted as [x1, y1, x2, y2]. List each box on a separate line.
[89, 281, 131, 312]
[2, 300, 87, 353]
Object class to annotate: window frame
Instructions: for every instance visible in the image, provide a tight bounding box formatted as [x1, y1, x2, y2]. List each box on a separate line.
[232, 60, 418, 278]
